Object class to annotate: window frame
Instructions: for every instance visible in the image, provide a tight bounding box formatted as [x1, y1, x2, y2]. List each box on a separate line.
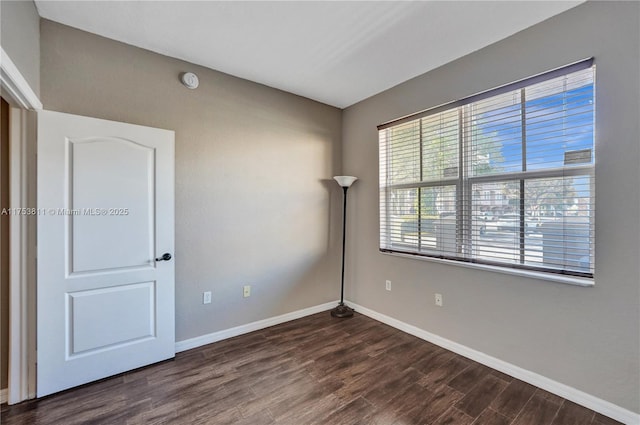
[378, 59, 595, 280]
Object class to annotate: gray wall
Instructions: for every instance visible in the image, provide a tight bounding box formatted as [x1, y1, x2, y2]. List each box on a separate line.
[0, 0, 40, 96]
[342, 1, 639, 414]
[40, 20, 343, 342]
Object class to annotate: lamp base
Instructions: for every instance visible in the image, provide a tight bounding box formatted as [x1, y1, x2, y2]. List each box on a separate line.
[330, 303, 354, 318]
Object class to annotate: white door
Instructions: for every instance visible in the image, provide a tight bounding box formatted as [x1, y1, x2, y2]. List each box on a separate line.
[36, 110, 175, 397]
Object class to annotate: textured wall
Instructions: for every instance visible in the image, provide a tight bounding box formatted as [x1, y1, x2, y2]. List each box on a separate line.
[0, 0, 40, 96]
[40, 20, 343, 342]
[342, 1, 640, 413]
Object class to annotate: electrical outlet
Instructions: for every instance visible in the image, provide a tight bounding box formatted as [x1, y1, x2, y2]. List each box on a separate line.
[243, 285, 251, 298]
[435, 293, 443, 307]
[385, 280, 392, 291]
[203, 291, 212, 304]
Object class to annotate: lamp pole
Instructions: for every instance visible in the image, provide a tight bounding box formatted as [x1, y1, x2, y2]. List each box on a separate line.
[331, 176, 357, 318]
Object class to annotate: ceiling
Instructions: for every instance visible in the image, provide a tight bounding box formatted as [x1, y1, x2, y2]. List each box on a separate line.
[35, 1, 583, 108]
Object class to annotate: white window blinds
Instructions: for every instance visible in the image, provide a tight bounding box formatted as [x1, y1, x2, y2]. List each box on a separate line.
[379, 60, 595, 278]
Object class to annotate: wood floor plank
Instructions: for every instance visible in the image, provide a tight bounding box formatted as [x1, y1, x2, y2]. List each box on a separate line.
[433, 406, 476, 424]
[455, 374, 508, 418]
[447, 362, 493, 393]
[0, 311, 623, 425]
[471, 408, 511, 425]
[413, 348, 457, 377]
[534, 387, 565, 405]
[275, 393, 342, 425]
[489, 378, 536, 419]
[364, 381, 431, 417]
[490, 369, 514, 383]
[402, 385, 466, 424]
[419, 355, 473, 390]
[551, 400, 595, 425]
[333, 362, 405, 404]
[362, 331, 414, 358]
[511, 393, 562, 425]
[592, 412, 626, 425]
[382, 339, 442, 372]
[317, 396, 376, 424]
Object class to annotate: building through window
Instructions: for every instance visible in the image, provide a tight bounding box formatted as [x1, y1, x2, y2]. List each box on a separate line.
[378, 60, 595, 278]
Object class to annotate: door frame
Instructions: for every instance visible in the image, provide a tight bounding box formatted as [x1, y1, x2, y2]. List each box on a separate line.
[1, 47, 42, 404]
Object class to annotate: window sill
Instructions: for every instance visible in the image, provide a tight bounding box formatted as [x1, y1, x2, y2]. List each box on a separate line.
[380, 250, 594, 287]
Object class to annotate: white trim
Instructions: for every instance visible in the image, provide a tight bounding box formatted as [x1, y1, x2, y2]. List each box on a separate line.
[348, 301, 640, 425]
[381, 251, 593, 287]
[0, 388, 7, 404]
[0, 47, 42, 110]
[8, 108, 28, 404]
[175, 301, 338, 353]
[3, 44, 41, 405]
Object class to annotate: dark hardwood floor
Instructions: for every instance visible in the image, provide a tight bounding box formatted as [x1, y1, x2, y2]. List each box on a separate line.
[1, 312, 623, 424]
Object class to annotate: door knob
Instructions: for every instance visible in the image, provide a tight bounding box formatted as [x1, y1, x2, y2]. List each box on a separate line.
[155, 253, 172, 262]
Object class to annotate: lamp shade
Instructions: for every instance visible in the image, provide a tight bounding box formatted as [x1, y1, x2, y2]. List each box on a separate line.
[333, 176, 358, 187]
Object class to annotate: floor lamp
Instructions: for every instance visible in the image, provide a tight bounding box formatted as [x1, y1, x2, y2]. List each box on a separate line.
[331, 176, 357, 318]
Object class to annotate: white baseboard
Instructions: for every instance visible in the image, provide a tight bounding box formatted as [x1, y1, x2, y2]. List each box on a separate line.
[1, 388, 7, 404]
[175, 301, 338, 353]
[347, 302, 640, 425]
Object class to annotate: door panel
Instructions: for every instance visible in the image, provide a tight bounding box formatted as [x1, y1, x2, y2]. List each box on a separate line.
[37, 110, 175, 397]
[70, 137, 155, 273]
[68, 281, 155, 356]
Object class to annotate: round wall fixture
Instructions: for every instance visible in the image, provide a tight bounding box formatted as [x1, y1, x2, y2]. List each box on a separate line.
[181, 72, 199, 89]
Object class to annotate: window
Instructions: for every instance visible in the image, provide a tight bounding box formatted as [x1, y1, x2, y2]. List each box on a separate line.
[379, 60, 595, 278]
